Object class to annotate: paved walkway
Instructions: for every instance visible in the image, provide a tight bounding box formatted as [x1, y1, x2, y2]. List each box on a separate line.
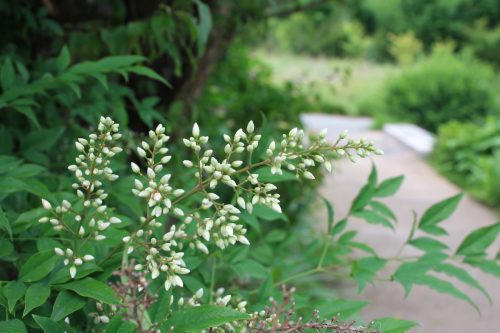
[302, 114, 500, 333]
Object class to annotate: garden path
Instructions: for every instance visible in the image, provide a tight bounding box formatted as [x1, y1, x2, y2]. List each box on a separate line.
[302, 113, 500, 333]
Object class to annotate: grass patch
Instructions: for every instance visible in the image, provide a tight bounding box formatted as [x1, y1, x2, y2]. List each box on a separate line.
[253, 50, 399, 116]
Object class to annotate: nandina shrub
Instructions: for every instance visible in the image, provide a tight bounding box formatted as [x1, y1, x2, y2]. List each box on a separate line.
[383, 49, 497, 132]
[0, 117, 499, 333]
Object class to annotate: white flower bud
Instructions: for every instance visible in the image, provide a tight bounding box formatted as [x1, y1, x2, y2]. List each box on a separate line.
[54, 248, 64, 256]
[83, 255, 94, 261]
[131, 162, 140, 173]
[75, 142, 85, 152]
[137, 147, 147, 158]
[237, 197, 246, 209]
[41, 199, 52, 210]
[303, 171, 315, 180]
[70, 266, 77, 279]
[238, 235, 250, 245]
[183, 160, 193, 168]
[192, 123, 200, 137]
[247, 120, 254, 133]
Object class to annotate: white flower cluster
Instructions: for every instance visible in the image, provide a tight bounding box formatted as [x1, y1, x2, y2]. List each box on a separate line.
[123, 120, 382, 292]
[39, 117, 123, 278]
[37, 117, 383, 291]
[126, 124, 190, 290]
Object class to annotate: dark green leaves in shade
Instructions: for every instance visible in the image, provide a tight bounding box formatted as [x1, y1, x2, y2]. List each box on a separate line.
[167, 305, 250, 333]
[60, 277, 118, 304]
[105, 316, 137, 333]
[33, 316, 65, 333]
[4, 281, 26, 313]
[418, 193, 463, 235]
[0, 319, 27, 333]
[0, 205, 12, 239]
[51, 290, 87, 322]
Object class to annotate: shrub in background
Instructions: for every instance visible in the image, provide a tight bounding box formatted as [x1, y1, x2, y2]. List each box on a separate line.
[265, 5, 367, 58]
[382, 48, 497, 132]
[387, 32, 423, 66]
[433, 117, 500, 207]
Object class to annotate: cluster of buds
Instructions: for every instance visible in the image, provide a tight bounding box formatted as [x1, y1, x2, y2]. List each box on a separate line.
[54, 247, 94, 278]
[244, 286, 378, 333]
[38, 117, 382, 290]
[38, 117, 123, 278]
[123, 120, 382, 292]
[177, 288, 204, 308]
[127, 124, 191, 290]
[89, 302, 111, 324]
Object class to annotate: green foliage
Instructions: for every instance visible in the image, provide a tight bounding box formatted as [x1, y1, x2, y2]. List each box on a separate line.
[381, 50, 497, 132]
[167, 305, 251, 333]
[265, 3, 367, 58]
[432, 116, 500, 207]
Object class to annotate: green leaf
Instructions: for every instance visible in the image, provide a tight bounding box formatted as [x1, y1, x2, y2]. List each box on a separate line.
[0, 319, 27, 333]
[456, 222, 500, 256]
[254, 167, 296, 183]
[49, 262, 102, 285]
[195, 0, 213, 52]
[57, 46, 71, 72]
[416, 274, 479, 312]
[51, 290, 87, 322]
[320, 298, 368, 318]
[350, 183, 376, 213]
[368, 164, 378, 185]
[264, 229, 287, 243]
[105, 316, 137, 333]
[252, 204, 288, 222]
[4, 281, 26, 313]
[0, 155, 22, 173]
[434, 263, 491, 303]
[369, 201, 397, 222]
[19, 250, 59, 282]
[332, 218, 348, 236]
[322, 197, 334, 234]
[0, 205, 12, 239]
[354, 210, 393, 229]
[464, 257, 500, 278]
[33, 315, 65, 333]
[240, 211, 261, 234]
[61, 277, 118, 304]
[409, 237, 449, 252]
[128, 66, 170, 86]
[1, 58, 15, 90]
[372, 317, 417, 333]
[23, 283, 51, 317]
[375, 175, 404, 197]
[148, 289, 172, 324]
[418, 194, 463, 236]
[13, 107, 40, 128]
[0, 236, 14, 258]
[351, 257, 387, 292]
[233, 259, 268, 279]
[167, 305, 250, 333]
